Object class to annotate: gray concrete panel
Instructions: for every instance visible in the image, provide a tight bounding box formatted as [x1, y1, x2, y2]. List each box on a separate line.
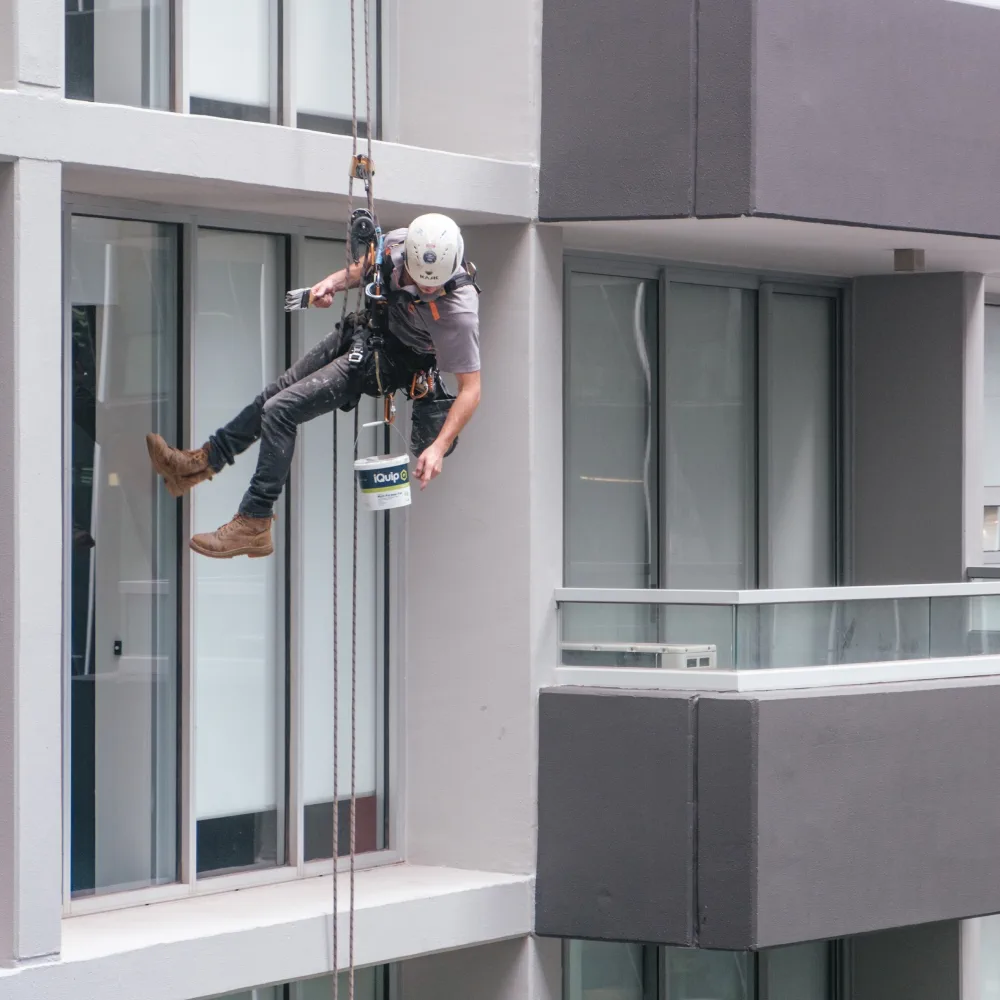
[851, 273, 981, 585]
[696, 698, 757, 949]
[539, 0, 696, 220]
[535, 688, 696, 944]
[695, 0, 754, 217]
[697, 680, 1000, 949]
[852, 922, 961, 1000]
[754, 0, 1000, 236]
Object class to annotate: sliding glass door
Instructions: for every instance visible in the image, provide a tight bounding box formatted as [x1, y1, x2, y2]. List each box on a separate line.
[564, 262, 841, 606]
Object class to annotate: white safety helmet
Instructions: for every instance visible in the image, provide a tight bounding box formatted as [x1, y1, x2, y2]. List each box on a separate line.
[404, 213, 464, 288]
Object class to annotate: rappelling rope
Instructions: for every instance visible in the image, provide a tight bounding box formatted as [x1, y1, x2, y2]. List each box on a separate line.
[334, 2, 374, 1000]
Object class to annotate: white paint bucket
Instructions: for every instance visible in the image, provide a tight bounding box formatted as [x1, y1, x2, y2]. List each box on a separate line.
[354, 454, 411, 510]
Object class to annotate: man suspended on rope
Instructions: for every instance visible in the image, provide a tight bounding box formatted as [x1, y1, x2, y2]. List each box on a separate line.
[145, 213, 481, 559]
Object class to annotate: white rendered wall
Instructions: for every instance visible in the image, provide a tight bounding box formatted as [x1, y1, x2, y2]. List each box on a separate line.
[0, 0, 62, 91]
[404, 223, 563, 874]
[0, 158, 64, 964]
[388, 0, 542, 162]
[400, 937, 562, 1000]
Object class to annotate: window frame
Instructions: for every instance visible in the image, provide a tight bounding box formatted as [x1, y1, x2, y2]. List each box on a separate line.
[562, 252, 850, 594]
[65, 0, 384, 137]
[981, 300, 1000, 565]
[562, 940, 849, 1000]
[61, 195, 402, 916]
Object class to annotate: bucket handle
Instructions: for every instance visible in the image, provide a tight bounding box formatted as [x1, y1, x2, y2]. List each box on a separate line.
[356, 418, 411, 459]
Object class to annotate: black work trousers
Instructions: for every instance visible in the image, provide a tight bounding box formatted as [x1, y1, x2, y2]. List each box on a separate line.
[206, 327, 365, 518]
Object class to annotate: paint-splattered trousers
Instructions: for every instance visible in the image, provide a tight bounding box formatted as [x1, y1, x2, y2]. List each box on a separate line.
[206, 327, 364, 518]
[206, 319, 445, 519]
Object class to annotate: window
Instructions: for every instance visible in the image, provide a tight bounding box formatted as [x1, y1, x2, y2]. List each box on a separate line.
[65, 0, 172, 108]
[564, 940, 657, 1000]
[207, 965, 387, 1000]
[188, 0, 279, 123]
[299, 238, 386, 861]
[192, 230, 287, 875]
[68, 215, 180, 897]
[983, 306, 1000, 558]
[564, 941, 834, 1000]
[63, 2, 382, 133]
[976, 915, 1000, 999]
[65, 213, 391, 905]
[564, 263, 840, 598]
[295, 0, 379, 135]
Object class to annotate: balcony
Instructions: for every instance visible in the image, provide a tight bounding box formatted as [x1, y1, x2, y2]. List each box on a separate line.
[555, 582, 1000, 690]
[538, 583, 1000, 950]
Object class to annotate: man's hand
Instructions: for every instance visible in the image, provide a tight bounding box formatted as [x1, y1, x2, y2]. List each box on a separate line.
[310, 273, 339, 308]
[412, 372, 481, 492]
[414, 443, 446, 490]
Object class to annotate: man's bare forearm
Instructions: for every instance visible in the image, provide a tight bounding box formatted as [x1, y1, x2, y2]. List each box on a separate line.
[310, 260, 366, 306]
[434, 379, 481, 451]
[329, 261, 365, 294]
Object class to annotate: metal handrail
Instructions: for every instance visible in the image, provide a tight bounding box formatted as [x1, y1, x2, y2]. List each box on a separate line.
[555, 582, 1000, 606]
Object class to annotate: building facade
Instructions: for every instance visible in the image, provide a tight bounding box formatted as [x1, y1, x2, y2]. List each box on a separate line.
[3, 0, 1000, 998]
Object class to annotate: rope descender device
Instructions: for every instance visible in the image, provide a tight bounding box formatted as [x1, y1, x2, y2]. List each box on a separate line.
[350, 153, 375, 182]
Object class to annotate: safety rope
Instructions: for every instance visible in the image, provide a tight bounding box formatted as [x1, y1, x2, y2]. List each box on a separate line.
[334, 3, 374, 1000]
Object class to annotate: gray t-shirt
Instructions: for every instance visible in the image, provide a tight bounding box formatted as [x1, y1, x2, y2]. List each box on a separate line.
[383, 229, 480, 374]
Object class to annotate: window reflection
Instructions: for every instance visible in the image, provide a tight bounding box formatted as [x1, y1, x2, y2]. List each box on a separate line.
[69, 216, 180, 896]
[65, 0, 171, 109]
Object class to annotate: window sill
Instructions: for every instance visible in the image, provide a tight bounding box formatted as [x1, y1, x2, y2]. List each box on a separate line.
[0, 865, 533, 999]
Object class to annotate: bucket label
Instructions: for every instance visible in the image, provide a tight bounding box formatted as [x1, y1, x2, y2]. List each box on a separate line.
[356, 457, 412, 511]
[357, 466, 409, 492]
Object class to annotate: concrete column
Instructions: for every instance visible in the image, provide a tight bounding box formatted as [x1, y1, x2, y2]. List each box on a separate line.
[0, 0, 64, 92]
[399, 936, 562, 1000]
[403, 223, 563, 875]
[0, 158, 64, 964]
[851, 273, 984, 583]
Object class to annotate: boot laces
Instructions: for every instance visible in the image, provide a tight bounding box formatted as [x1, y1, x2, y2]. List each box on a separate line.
[219, 514, 266, 538]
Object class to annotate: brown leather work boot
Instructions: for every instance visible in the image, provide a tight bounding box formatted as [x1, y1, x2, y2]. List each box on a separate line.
[146, 433, 215, 498]
[189, 513, 274, 559]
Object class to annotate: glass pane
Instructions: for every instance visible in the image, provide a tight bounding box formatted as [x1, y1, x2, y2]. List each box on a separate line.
[189, 0, 277, 122]
[565, 272, 658, 590]
[205, 969, 379, 1000]
[560, 603, 735, 669]
[69, 216, 179, 896]
[664, 947, 752, 1000]
[981, 915, 1000, 1000]
[985, 306, 1000, 488]
[936, 594, 1000, 655]
[565, 940, 649, 1000]
[985, 506, 1000, 552]
[299, 239, 385, 861]
[298, 968, 379, 1000]
[208, 991, 280, 1000]
[763, 293, 836, 588]
[295, 0, 378, 135]
[761, 942, 829, 1000]
[736, 599, 931, 669]
[664, 283, 755, 588]
[193, 230, 286, 875]
[66, 0, 171, 108]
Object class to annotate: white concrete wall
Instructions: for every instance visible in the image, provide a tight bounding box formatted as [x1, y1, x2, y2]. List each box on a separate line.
[0, 0, 62, 92]
[399, 937, 561, 1000]
[387, 0, 542, 163]
[0, 158, 64, 964]
[404, 223, 563, 875]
